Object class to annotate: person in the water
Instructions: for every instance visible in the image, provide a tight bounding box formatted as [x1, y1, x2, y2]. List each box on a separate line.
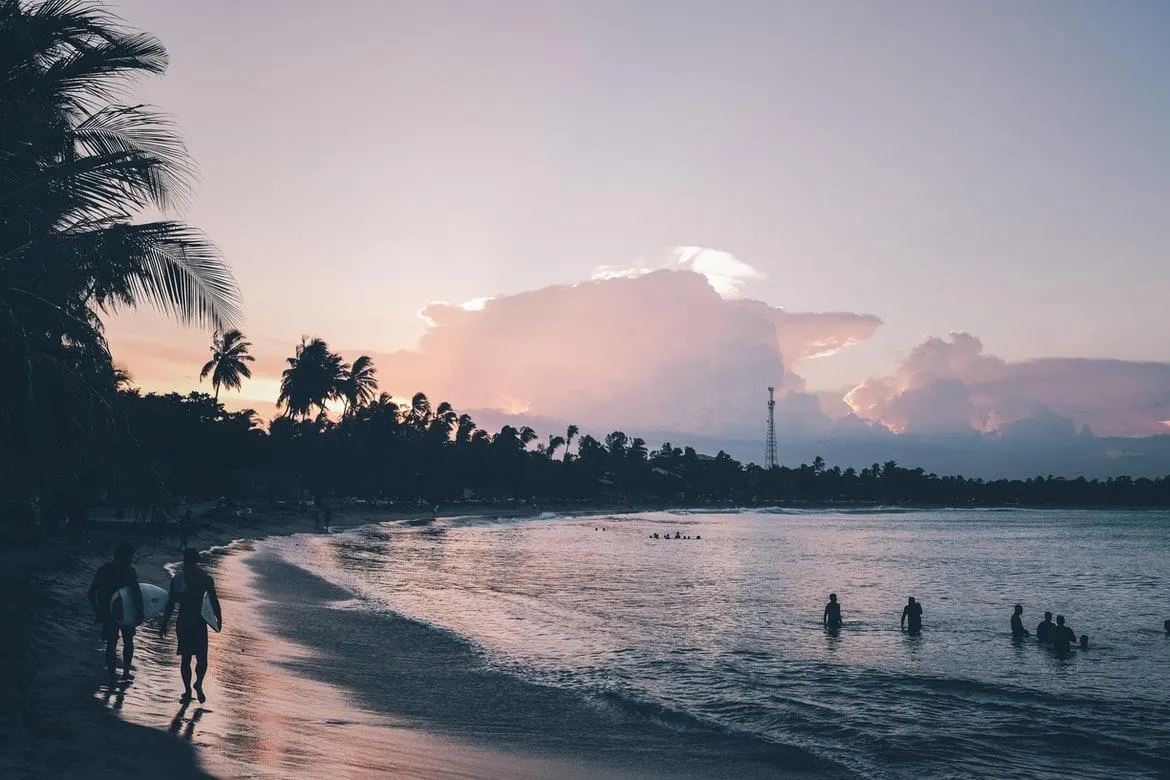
[901, 596, 923, 634]
[87, 542, 144, 683]
[1036, 611, 1055, 643]
[1051, 615, 1077, 654]
[1079, 634, 1089, 649]
[1164, 619, 1169, 635]
[823, 593, 843, 630]
[160, 548, 222, 704]
[1010, 604, 1030, 638]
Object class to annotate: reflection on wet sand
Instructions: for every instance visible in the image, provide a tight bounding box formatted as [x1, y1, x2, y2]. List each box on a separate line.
[96, 541, 673, 779]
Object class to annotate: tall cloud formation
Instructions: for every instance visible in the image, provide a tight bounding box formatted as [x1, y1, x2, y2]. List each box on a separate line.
[382, 249, 881, 437]
[845, 332, 1170, 437]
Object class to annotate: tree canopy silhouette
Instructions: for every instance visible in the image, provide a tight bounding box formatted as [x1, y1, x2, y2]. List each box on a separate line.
[200, 329, 254, 401]
[0, 0, 240, 528]
[277, 337, 346, 420]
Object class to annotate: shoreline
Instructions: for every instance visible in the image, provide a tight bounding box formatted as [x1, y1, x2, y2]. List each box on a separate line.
[0, 502, 662, 779]
[6, 503, 1162, 778]
[0, 507, 417, 779]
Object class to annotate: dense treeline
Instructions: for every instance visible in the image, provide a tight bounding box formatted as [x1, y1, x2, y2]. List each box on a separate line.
[8, 386, 1169, 530]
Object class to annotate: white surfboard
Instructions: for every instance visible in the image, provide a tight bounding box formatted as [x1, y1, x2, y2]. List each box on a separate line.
[110, 583, 168, 627]
[202, 591, 221, 632]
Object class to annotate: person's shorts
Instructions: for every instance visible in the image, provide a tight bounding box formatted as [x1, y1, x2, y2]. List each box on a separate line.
[101, 619, 135, 643]
[176, 620, 208, 656]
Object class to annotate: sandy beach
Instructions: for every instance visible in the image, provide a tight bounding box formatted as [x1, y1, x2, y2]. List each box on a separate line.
[1, 508, 390, 779]
[4, 503, 764, 780]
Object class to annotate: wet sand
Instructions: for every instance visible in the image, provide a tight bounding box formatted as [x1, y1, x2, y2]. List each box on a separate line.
[5, 506, 817, 779]
[112, 539, 659, 779]
[1, 510, 367, 779]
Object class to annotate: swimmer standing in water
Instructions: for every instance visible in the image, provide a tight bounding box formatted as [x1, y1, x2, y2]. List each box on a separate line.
[823, 593, 843, 630]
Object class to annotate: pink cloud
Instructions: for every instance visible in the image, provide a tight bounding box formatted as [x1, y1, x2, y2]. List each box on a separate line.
[845, 332, 1170, 437]
[378, 267, 880, 436]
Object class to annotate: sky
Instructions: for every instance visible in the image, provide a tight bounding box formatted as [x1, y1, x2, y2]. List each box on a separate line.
[101, 1, 1170, 457]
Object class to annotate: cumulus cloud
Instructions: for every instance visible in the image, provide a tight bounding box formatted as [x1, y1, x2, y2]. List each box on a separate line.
[845, 332, 1170, 437]
[381, 250, 881, 437]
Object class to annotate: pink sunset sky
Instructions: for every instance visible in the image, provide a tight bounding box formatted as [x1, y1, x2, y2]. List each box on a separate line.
[102, 0, 1170, 440]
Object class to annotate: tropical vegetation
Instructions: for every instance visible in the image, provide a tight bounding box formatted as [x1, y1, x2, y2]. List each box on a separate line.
[35, 337, 1170, 526]
[200, 329, 253, 401]
[0, 0, 240, 527]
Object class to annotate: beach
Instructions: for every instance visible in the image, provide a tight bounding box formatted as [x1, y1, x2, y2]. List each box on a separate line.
[4, 504, 814, 780]
[8, 507, 1169, 780]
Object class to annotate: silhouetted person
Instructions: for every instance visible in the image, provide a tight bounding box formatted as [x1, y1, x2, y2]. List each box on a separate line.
[674, 531, 681, 539]
[1011, 604, 1029, 638]
[1036, 612, 1055, 643]
[1051, 615, 1076, 654]
[901, 596, 923, 634]
[88, 542, 143, 682]
[1079, 634, 1089, 650]
[1164, 619, 1169, 635]
[161, 548, 222, 704]
[824, 593, 843, 630]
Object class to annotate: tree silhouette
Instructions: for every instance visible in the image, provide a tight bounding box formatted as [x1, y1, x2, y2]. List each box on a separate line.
[277, 337, 345, 420]
[547, 435, 566, 460]
[0, 0, 239, 527]
[200, 330, 254, 402]
[340, 355, 377, 418]
[565, 424, 579, 461]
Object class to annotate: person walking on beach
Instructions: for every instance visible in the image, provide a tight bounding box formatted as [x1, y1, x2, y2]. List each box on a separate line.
[1036, 612, 1055, 643]
[88, 542, 144, 683]
[160, 548, 222, 704]
[1011, 604, 1030, 638]
[824, 593, 843, 630]
[901, 596, 923, 634]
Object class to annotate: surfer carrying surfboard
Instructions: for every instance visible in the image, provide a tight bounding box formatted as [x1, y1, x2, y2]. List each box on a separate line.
[160, 548, 222, 704]
[88, 542, 144, 683]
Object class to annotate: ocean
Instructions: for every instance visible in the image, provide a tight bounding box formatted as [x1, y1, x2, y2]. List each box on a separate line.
[119, 509, 1170, 779]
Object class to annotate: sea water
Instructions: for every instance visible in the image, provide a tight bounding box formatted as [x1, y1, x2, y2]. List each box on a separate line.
[268, 508, 1170, 779]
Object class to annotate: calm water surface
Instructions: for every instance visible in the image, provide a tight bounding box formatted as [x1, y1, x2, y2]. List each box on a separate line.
[279, 508, 1170, 779]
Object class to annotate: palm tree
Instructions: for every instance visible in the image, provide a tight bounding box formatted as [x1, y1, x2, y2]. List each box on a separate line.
[1, 1, 240, 520]
[199, 329, 253, 402]
[339, 354, 377, 418]
[455, 413, 476, 446]
[113, 365, 135, 392]
[408, 392, 431, 429]
[547, 435, 565, 460]
[277, 337, 345, 420]
[564, 424, 579, 461]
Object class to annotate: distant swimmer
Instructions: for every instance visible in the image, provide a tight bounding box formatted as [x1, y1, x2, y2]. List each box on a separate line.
[1079, 634, 1089, 650]
[1051, 615, 1077, 654]
[1011, 604, 1030, 638]
[824, 593, 843, 630]
[901, 596, 923, 634]
[1036, 612, 1055, 643]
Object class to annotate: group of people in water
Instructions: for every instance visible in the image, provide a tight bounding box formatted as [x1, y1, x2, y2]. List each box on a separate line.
[819, 593, 1170, 653]
[650, 531, 700, 539]
[88, 543, 222, 704]
[821, 593, 926, 636]
[1011, 604, 1089, 652]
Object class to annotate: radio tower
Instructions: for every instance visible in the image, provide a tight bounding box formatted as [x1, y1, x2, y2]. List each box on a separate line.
[765, 386, 778, 470]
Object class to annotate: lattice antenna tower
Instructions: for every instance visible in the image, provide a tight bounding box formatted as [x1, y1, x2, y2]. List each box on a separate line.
[765, 386, 778, 470]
